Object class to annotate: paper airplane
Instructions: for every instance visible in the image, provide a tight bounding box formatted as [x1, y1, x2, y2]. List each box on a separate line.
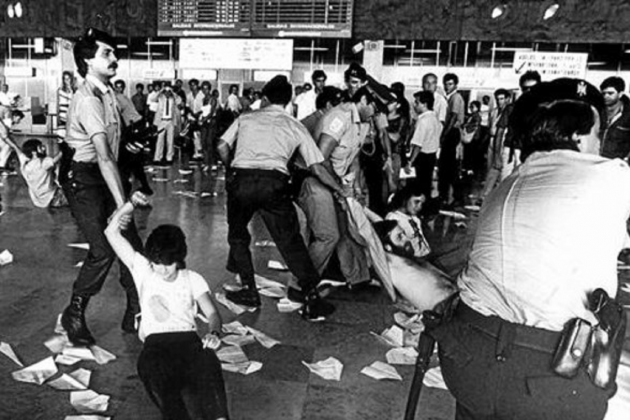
[371, 326, 404, 348]
[302, 357, 343, 381]
[70, 390, 110, 413]
[0, 342, 23, 366]
[386, 347, 418, 365]
[246, 327, 280, 349]
[423, 366, 448, 389]
[12, 356, 58, 385]
[361, 361, 402, 381]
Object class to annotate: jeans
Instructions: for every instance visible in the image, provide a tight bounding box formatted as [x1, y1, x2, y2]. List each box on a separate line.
[226, 168, 320, 292]
[138, 332, 229, 420]
[62, 161, 143, 297]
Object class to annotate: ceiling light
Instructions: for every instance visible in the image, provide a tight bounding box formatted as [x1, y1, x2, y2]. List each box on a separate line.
[543, 4, 559, 20]
[7, 4, 14, 18]
[491, 5, 507, 19]
[14, 2, 22, 18]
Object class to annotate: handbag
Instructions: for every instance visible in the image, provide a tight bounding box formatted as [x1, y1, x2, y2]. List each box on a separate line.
[460, 127, 476, 144]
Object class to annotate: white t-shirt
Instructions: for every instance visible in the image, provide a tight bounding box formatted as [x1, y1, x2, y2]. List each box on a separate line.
[21, 157, 58, 208]
[130, 252, 210, 341]
[459, 151, 630, 331]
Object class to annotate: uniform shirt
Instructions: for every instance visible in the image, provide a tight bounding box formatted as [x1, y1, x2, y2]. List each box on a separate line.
[221, 104, 324, 175]
[446, 90, 466, 129]
[433, 92, 448, 124]
[458, 150, 630, 331]
[21, 157, 58, 208]
[410, 110, 442, 154]
[130, 252, 210, 342]
[319, 102, 369, 178]
[385, 210, 431, 258]
[65, 75, 121, 162]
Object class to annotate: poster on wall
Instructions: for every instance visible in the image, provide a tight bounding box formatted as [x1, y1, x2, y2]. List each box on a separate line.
[180, 38, 294, 70]
[512, 52, 588, 79]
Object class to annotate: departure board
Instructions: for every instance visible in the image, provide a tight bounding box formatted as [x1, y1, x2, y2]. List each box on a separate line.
[158, 0, 353, 38]
[158, 0, 251, 36]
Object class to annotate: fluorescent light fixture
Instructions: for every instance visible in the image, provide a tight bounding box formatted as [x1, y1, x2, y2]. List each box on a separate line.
[132, 52, 165, 57]
[384, 44, 407, 49]
[404, 49, 441, 54]
[7, 4, 14, 18]
[14, 1, 22, 18]
[294, 47, 328, 51]
[543, 4, 560, 20]
[587, 61, 607, 66]
[146, 40, 172, 46]
[492, 47, 533, 52]
[116, 44, 128, 49]
[491, 5, 507, 19]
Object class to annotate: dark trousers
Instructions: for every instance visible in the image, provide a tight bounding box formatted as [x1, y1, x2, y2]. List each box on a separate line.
[201, 121, 218, 169]
[412, 152, 436, 200]
[360, 152, 387, 217]
[433, 302, 610, 420]
[437, 129, 461, 203]
[62, 161, 143, 297]
[138, 332, 229, 420]
[226, 168, 319, 292]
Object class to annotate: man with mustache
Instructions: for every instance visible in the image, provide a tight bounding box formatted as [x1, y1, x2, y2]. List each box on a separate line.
[59, 28, 143, 346]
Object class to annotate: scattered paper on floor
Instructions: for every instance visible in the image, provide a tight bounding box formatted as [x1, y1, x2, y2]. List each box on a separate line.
[393, 312, 421, 330]
[386, 347, 419, 365]
[89, 345, 116, 365]
[403, 330, 421, 348]
[246, 327, 280, 348]
[12, 356, 58, 385]
[267, 260, 289, 271]
[215, 292, 256, 316]
[361, 361, 402, 381]
[55, 353, 82, 366]
[216, 346, 249, 365]
[277, 297, 303, 313]
[64, 416, 111, 420]
[70, 390, 110, 413]
[222, 321, 249, 336]
[464, 205, 481, 212]
[62, 346, 96, 362]
[371, 325, 404, 348]
[68, 243, 90, 251]
[221, 361, 263, 375]
[259, 286, 287, 298]
[0, 342, 23, 366]
[221, 334, 256, 347]
[423, 366, 448, 390]
[173, 179, 189, 183]
[47, 373, 88, 391]
[0, 249, 14, 265]
[69, 368, 91, 388]
[302, 357, 343, 381]
[254, 275, 286, 290]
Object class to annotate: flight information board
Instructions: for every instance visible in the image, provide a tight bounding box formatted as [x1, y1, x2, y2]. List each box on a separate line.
[158, 0, 353, 38]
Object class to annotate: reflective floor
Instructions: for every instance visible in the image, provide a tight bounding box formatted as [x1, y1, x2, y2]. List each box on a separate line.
[0, 153, 628, 420]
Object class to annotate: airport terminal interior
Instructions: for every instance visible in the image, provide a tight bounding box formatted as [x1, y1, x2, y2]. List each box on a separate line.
[1, 1, 630, 419]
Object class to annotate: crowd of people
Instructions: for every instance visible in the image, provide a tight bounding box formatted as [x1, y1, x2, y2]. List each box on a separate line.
[1, 26, 629, 420]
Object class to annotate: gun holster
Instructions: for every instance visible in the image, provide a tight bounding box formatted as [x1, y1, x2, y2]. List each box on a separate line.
[551, 318, 592, 378]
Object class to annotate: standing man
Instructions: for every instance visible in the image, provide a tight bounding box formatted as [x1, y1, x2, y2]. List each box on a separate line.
[225, 84, 242, 116]
[407, 91, 442, 202]
[131, 83, 147, 118]
[153, 82, 181, 165]
[481, 88, 513, 200]
[600, 76, 630, 161]
[295, 69, 327, 120]
[186, 78, 205, 161]
[60, 28, 144, 346]
[217, 75, 337, 321]
[422, 73, 448, 126]
[438, 73, 466, 207]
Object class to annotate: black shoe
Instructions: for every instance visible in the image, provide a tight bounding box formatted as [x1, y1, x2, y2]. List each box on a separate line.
[300, 291, 335, 322]
[61, 295, 96, 346]
[121, 290, 141, 333]
[287, 287, 307, 304]
[225, 288, 261, 308]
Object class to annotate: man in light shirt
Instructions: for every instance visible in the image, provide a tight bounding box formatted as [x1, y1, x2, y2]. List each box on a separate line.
[433, 79, 627, 420]
[422, 73, 448, 126]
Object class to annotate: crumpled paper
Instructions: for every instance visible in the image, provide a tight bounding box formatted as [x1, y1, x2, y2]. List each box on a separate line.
[222, 320, 249, 336]
[216, 346, 249, 365]
[302, 357, 343, 381]
[246, 326, 280, 349]
[423, 366, 448, 389]
[0, 249, 14, 265]
[371, 325, 404, 348]
[267, 260, 289, 271]
[215, 292, 257, 315]
[386, 347, 418, 365]
[0, 341, 23, 366]
[70, 390, 110, 413]
[12, 356, 58, 385]
[221, 361, 263, 375]
[360, 361, 402, 381]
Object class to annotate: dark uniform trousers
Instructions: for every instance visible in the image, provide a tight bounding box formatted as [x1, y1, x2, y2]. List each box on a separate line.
[62, 161, 143, 297]
[432, 302, 611, 420]
[226, 168, 319, 292]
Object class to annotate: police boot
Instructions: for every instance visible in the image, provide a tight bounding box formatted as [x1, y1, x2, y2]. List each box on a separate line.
[61, 295, 95, 346]
[121, 289, 141, 333]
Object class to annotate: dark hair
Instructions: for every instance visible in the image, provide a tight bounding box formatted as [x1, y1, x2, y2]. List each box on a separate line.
[73, 28, 116, 78]
[391, 82, 405, 96]
[443, 73, 459, 85]
[188, 78, 199, 87]
[388, 185, 424, 213]
[201, 81, 212, 90]
[114, 80, 125, 90]
[521, 100, 595, 161]
[495, 88, 510, 99]
[519, 70, 541, 87]
[61, 71, 75, 92]
[470, 100, 481, 111]
[262, 75, 292, 106]
[229, 84, 239, 93]
[145, 224, 187, 269]
[414, 91, 434, 110]
[600, 76, 625, 93]
[344, 62, 367, 82]
[135, 83, 144, 90]
[12, 110, 24, 120]
[22, 139, 42, 157]
[303, 83, 312, 91]
[316, 86, 343, 110]
[311, 69, 327, 81]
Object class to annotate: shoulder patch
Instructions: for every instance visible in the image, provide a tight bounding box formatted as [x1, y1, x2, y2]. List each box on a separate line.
[328, 117, 344, 134]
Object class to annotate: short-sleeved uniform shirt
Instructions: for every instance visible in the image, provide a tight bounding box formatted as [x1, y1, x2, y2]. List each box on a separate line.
[458, 151, 630, 331]
[65, 75, 121, 162]
[221, 104, 324, 175]
[318, 102, 369, 178]
[130, 252, 210, 342]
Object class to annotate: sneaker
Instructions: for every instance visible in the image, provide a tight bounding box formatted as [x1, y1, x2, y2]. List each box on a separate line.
[225, 288, 261, 308]
[300, 293, 335, 322]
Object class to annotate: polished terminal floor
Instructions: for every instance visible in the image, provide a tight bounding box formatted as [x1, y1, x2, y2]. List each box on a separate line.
[0, 149, 629, 420]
